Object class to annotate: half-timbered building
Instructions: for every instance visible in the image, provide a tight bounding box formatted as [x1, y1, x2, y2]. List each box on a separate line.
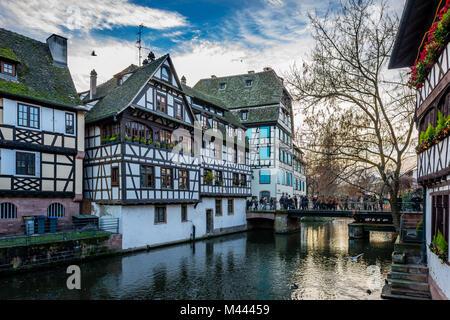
[390, 0, 450, 299]
[82, 54, 252, 250]
[193, 68, 297, 206]
[0, 28, 86, 230]
[182, 79, 251, 235]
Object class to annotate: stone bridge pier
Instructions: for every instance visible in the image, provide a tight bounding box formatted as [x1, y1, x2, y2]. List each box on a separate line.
[274, 213, 301, 234]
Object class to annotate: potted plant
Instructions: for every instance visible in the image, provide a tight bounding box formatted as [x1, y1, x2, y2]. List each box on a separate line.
[147, 138, 153, 145]
[215, 180, 223, 186]
[133, 136, 140, 143]
[205, 171, 215, 185]
[155, 141, 161, 148]
[430, 230, 449, 263]
[240, 181, 247, 187]
[125, 135, 132, 141]
[140, 137, 147, 144]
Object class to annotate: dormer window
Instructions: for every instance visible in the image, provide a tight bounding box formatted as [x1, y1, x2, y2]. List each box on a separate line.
[241, 111, 248, 120]
[161, 66, 171, 82]
[246, 80, 252, 87]
[1, 61, 16, 77]
[219, 83, 226, 90]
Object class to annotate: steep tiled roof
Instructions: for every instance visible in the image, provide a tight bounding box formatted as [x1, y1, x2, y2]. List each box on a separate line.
[85, 55, 167, 123]
[232, 106, 280, 125]
[182, 84, 244, 129]
[193, 70, 285, 110]
[0, 28, 81, 108]
[80, 64, 139, 103]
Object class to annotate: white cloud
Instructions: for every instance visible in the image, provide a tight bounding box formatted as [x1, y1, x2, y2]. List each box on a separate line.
[0, 0, 187, 38]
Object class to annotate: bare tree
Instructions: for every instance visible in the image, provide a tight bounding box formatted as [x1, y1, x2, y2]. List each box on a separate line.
[287, 0, 416, 231]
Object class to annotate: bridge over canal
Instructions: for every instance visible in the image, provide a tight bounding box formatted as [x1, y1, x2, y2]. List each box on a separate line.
[246, 209, 420, 238]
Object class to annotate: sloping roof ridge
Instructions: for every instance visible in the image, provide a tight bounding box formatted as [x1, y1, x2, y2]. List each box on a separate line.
[0, 28, 47, 46]
[199, 69, 275, 82]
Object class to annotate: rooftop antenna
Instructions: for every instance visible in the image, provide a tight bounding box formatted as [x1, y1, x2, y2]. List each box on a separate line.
[137, 24, 144, 67]
[136, 24, 152, 67]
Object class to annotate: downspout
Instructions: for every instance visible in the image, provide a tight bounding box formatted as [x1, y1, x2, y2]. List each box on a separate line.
[422, 186, 427, 264]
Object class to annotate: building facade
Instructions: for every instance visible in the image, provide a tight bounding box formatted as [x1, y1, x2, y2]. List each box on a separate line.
[82, 54, 251, 250]
[193, 68, 304, 206]
[293, 145, 307, 198]
[0, 28, 85, 231]
[390, 0, 450, 299]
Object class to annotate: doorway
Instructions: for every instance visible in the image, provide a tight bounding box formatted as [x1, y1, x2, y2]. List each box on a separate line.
[206, 209, 213, 234]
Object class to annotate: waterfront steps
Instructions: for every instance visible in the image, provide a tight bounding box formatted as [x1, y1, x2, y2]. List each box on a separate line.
[383, 264, 431, 300]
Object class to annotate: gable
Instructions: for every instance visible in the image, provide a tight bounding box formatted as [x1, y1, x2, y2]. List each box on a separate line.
[153, 59, 180, 89]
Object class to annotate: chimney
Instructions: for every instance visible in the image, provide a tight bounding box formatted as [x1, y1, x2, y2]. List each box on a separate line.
[248, 71, 255, 74]
[46, 34, 68, 67]
[263, 67, 272, 72]
[181, 75, 187, 85]
[211, 75, 217, 78]
[90, 69, 97, 100]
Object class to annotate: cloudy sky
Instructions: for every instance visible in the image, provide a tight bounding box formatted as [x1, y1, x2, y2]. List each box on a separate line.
[0, 0, 405, 92]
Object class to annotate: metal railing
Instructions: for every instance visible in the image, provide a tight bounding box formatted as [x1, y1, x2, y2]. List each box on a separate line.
[400, 213, 423, 243]
[0, 217, 119, 248]
[247, 200, 422, 212]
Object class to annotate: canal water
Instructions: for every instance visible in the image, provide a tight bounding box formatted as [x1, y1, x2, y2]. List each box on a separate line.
[0, 218, 394, 300]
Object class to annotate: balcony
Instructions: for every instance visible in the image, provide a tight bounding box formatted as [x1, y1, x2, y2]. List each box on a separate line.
[416, 42, 450, 114]
[417, 135, 450, 184]
[0, 124, 77, 154]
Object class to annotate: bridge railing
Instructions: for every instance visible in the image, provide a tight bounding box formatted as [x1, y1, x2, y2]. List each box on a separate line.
[247, 201, 422, 212]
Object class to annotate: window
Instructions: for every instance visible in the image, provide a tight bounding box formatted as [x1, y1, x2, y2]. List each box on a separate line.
[111, 167, 119, 186]
[161, 66, 171, 82]
[241, 111, 248, 120]
[213, 120, 218, 131]
[260, 169, 271, 184]
[247, 128, 252, 139]
[431, 195, 449, 252]
[16, 152, 35, 176]
[215, 170, 223, 185]
[233, 172, 240, 186]
[179, 169, 189, 189]
[140, 165, 154, 188]
[260, 126, 271, 138]
[219, 83, 226, 90]
[0, 203, 17, 219]
[201, 115, 208, 129]
[155, 206, 166, 224]
[47, 203, 65, 218]
[228, 199, 234, 215]
[161, 167, 173, 189]
[18, 104, 39, 129]
[102, 123, 121, 141]
[228, 126, 234, 138]
[215, 199, 222, 216]
[156, 93, 167, 113]
[65, 113, 74, 134]
[240, 174, 247, 186]
[158, 129, 172, 144]
[125, 122, 152, 141]
[260, 146, 271, 160]
[1, 62, 14, 75]
[181, 205, 188, 222]
[246, 80, 252, 87]
[175, 102, 184, 120]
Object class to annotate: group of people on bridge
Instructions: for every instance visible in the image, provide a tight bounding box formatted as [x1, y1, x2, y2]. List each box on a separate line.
[246, 193, 423, 212]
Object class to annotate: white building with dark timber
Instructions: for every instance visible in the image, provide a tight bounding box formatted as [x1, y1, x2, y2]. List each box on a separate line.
[193, 69, 306, 206]
[0, 28, 86, 232]
[81, 54, 251, 250]
[390, 0, 450, 300]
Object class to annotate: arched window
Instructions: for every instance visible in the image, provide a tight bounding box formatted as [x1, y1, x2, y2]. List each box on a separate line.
[161, 66, 170, 82]
[0, 203, 17, 219]
[47, 203, 65, 218]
